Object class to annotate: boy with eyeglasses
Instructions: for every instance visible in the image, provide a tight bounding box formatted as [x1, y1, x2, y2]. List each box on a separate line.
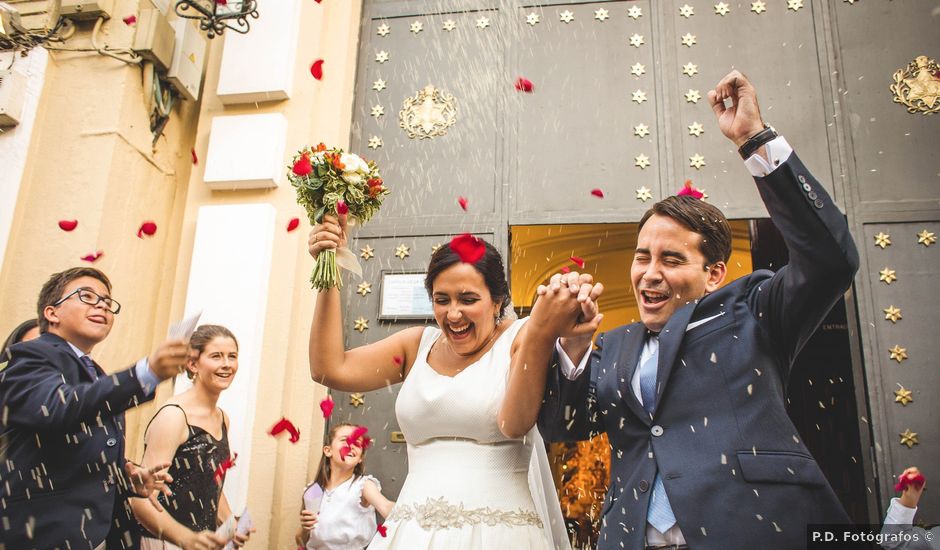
[0, 267, 192, 549]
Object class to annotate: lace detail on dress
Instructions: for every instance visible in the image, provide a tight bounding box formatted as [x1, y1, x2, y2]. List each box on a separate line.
[388, 497, 544, 530]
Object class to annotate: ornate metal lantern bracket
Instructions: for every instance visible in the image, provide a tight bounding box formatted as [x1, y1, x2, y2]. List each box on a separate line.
[175, 0, 259, 39]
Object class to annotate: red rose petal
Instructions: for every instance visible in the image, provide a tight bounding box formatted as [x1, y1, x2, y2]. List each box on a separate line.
[895, 472, 926, 493]
[449, 233, 486, 264]
[339, 445, 350, 461]
[268, 417, 301, 443]
[560, 266, 571, 274]
[514, 77, 534, 93]
[310, 59, 324, 80]
[58, 220, 78, 232]
[393, 356, 403, 366]
[377, 524, 387, 537]
[137, 221, 157, 239]
[122, 14, 136, 25]
[590, 188, 605, 198]
[216, 0, 226, 4]
[457, 196, 468, 211]
[213, 452, 237, 484]
[293, 154, 313, 176]
[80, 251, 103, 263]
[570, 256, 585, 269]
[677, 179, 704, 200]
[287, 217, 300, 232]
[319, 397, 334, 418]
[191, 148, 198, 164]
[336, 200, 349, 215]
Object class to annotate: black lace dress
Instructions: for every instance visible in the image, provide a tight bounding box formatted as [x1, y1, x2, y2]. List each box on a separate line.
[144, 404, 231, 533]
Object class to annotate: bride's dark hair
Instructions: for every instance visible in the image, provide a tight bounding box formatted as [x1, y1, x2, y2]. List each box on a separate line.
[425, 239, 511, 318]
[313, 422, 365, 489]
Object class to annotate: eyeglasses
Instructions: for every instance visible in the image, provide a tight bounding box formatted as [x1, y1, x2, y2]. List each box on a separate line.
[53, 288, 122, 314]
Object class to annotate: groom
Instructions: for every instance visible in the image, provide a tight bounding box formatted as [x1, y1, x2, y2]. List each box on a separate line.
[538, 70, 857, 549]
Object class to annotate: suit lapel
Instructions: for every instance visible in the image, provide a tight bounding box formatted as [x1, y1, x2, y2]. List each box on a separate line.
[44, 333, 96, 382]
[654, 300, 697, 408]
[614, 325, 650, 426]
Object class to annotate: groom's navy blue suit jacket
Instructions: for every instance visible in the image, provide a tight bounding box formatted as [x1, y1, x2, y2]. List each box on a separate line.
[539, 151, 858, 550]
[0, 332, 154, 549]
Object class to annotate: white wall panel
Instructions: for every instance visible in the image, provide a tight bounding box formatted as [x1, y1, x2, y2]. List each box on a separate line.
[203, 113, 287, 189]
[216, 0, 301, 104]
[175, 203, 276, 513]
[0, 49, 47, 269]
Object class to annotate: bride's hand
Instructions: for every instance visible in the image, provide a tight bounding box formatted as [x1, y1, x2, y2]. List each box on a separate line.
[308, 213, 348, 259]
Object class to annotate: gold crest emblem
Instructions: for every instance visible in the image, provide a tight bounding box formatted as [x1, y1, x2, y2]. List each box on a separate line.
[890, 55, 940, 115]
[399, 85, 457, 139]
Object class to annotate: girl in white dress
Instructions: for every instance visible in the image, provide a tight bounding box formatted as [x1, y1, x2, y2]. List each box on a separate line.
[296, 423, 394, 550]
[307, 215, 603, 550]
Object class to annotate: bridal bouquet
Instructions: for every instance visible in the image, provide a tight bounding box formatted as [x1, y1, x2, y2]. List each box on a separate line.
[289, 143, 389, 289]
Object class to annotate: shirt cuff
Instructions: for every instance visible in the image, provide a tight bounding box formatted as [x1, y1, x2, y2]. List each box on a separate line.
[555, 339, 592, 380]
[884, 497, 917, 525]
[135, 357, 159, 396]
[744, 136, 793, 177]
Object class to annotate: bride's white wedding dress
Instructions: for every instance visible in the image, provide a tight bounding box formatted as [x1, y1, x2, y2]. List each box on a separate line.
[368, 317, 569, 550]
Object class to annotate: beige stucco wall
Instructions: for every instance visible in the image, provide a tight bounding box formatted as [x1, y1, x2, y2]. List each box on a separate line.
[167, 0, 362, 546]
[0, 0, 362, 546]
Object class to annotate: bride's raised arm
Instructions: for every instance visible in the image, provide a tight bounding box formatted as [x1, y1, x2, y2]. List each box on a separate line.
[498, 273, 603, 438]
[307, 213, 423, 392]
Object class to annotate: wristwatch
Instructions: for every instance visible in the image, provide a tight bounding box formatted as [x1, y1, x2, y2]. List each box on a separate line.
[738, 124, 777, 160]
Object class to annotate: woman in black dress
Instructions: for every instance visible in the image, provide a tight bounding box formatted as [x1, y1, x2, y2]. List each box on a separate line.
[132, 325, 249, 550]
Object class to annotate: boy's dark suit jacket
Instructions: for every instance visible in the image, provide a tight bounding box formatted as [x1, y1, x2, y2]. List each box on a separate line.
[0, 332, 154, 549]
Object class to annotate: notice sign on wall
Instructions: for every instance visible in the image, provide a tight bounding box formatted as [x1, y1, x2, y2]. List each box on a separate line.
[378, 272, 433, 320]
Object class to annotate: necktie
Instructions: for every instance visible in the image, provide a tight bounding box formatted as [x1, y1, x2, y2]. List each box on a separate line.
[638, 337, 677, 534]
[80, 355, 99, 379]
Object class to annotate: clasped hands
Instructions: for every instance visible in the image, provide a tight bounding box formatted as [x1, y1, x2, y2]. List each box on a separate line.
[532, 271, 604, 345]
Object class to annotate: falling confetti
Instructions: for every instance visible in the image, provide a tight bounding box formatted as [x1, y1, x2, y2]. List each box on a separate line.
[377, 524, 388, 537]
[514, 77, 534, 93]
[213, 452, 237, 484]
[268, 417, 300, 443]
[287, 217, 300, 232]
[137, 221, 157, 238]
[310, 59, 325, 80]
[458, 196, 468, 211]
[678, 180, 705, 200]
[894, 472, 925, 492]
[570, 256, 585, 269]
[80, 251, 104, 263]
[590, 188, 605, 198]
[122, 14, 136, 25]
[450, 234, 485, 263]
[58, 220, 78, 231]
[191, 148, 198, 164]
[319, 397, 334, 418]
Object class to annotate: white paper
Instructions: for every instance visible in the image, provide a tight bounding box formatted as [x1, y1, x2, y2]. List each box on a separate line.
[303, 483, 324, 514]
[167, 310, 202, 341]
[223, 508, 253, 550]
[215, 514, 236, 542]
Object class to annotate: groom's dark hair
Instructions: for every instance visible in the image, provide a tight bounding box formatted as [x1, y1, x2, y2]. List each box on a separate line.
[426, 239, 511, 319]
[639, 196, 732, 266]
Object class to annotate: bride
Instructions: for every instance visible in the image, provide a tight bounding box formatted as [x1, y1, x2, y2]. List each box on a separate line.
[307, 214, 602, 549]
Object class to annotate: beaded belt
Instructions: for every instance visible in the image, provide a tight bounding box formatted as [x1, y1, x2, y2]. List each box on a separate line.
[388, 497, 543, 530]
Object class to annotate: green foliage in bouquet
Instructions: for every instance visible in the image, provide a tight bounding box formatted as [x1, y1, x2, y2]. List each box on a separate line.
[288, 143, 389, 289]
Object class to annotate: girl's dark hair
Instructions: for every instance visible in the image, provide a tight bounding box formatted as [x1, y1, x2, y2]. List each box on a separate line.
[313, 423, 365, 489]
[186, 324, 238, 380]
[425, 239, 511, 318]
[1, 319, 39, 363]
